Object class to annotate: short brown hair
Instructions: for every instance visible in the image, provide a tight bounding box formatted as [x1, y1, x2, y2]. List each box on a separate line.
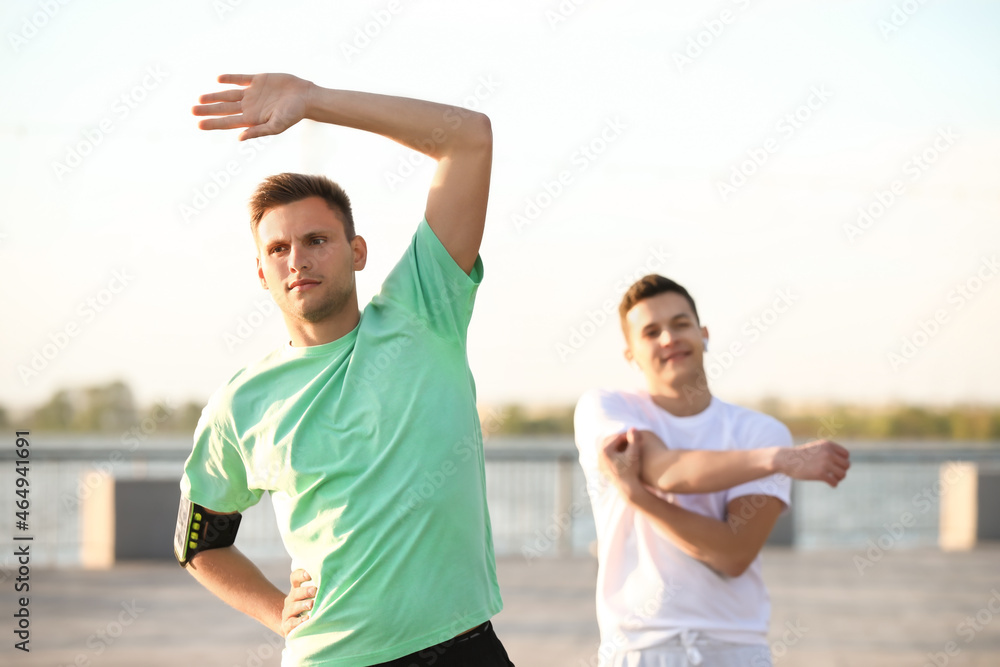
[248, 173, 355, 242]
[619, 275, 700, 337]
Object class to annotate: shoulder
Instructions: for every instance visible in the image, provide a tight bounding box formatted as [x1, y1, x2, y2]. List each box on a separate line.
[574, 387, 645, 417]
[716, 399, 792, 446]
[201, 347, 286, 420]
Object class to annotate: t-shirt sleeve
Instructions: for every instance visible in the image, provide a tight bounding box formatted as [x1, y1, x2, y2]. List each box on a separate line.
[376, 218, 484, 343]
[573, 390, 655, 475]
[179, 392, 263, 513]
[575, 390, 624, 474]
[724, 417, 793, 509]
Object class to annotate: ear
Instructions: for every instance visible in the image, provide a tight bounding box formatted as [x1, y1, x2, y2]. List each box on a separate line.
[257, 256, 267, 289]
[701, 324, 709, 342]
[351, 235, 368, 271]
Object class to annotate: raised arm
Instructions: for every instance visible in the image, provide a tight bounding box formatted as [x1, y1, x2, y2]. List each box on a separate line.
[192, 73, 492, 274]
[601, 428, 849, 494]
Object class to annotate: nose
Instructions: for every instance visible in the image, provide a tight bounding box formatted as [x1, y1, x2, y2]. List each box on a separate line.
[287, 242, 310, 272]
[657, 329, 675, 347]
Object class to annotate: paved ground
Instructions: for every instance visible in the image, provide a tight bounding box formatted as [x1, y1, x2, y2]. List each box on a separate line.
[3, 545, 999, 666]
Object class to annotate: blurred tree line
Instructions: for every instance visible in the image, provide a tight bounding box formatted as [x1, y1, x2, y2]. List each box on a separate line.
[483, 401, 1000, 441]
[763, 401, 1000, 441]
[0, 380, 203, 434]
[3, 383, 998, 441]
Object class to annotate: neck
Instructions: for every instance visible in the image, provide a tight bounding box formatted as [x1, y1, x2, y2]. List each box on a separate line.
[284, 295, 362, 348]
[646, 372, 713, 417]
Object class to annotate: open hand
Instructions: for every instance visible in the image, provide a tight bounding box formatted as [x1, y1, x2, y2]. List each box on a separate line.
[774, 439, 851, 487]
[192, 73, 313, 141]
[281, 568, 316, 637]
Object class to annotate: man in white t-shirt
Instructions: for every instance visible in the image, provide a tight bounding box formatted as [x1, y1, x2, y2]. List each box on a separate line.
[574, 274, 850, 667]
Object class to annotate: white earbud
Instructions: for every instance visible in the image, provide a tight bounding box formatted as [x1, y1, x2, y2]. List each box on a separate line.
[702, 337, 709, 352]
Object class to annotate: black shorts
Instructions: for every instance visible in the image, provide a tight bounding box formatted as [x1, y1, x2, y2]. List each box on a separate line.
[368, 621, 515, 667]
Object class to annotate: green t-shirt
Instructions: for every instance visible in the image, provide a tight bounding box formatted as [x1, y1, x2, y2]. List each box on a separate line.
[180, 219, 502, 666]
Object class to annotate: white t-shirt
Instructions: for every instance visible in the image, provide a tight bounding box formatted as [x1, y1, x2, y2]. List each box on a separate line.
[573, 388, 793, 656]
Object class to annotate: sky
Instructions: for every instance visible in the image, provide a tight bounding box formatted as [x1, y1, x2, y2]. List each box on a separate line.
[1, 0, 999, 414]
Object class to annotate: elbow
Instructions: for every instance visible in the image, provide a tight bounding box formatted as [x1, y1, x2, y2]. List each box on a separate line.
[463, 111, 492, 151]
[717, 554, 754, 578]
[721, 561, 751, 578]
[652, 470, 696, 495]
[653, 475, 680, 494]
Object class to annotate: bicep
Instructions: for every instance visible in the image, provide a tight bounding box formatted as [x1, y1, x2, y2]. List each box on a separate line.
[424, 114, 492, 275]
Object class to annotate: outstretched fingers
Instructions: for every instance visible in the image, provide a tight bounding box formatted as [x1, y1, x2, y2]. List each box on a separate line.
[194, 115, 249, 131]
[217, 73, 255, 86]
[197, 88, 244, 105]
[191, 79, 250, 129]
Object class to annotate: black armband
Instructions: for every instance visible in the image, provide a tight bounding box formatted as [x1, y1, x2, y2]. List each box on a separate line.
[174, 497, 242, 567]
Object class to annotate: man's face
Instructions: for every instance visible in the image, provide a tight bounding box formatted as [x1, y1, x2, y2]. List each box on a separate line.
[623, 291, 708, 391]
[255, 196, 366, 324]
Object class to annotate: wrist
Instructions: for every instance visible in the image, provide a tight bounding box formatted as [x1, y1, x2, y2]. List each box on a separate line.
[621, 480, 651, 505]
[302, 79, 324, 122]
[768, 447, 785, 475]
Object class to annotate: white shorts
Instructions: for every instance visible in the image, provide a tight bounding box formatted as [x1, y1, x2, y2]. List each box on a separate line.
[604, 632, 772, 667]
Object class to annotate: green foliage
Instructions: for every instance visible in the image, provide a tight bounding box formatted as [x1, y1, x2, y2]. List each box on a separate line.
[4, 382, 1000, 442]
[489, 404, 575, 436]
[765, 402, 1000, 441]
[13, 381, 203, 434]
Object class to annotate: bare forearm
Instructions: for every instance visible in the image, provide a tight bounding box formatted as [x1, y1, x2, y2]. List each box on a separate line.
[642, 442, 779, 494]
[186, 546, 286, 635]
[626, 487, 744, 575]
[305, 86, 491, 159]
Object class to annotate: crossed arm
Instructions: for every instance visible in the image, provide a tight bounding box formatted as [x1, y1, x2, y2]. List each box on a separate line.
[598, 428, 849, 577]
[193, 73, 492, 274]
[606, 427, 850, 494]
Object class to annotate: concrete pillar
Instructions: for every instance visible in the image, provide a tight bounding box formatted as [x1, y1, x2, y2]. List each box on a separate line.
[939, 462, 978, 552]
[80, 471, 115, 569]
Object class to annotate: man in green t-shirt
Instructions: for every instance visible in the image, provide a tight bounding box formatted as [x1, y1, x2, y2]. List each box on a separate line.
[176, 72, 512, 666]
